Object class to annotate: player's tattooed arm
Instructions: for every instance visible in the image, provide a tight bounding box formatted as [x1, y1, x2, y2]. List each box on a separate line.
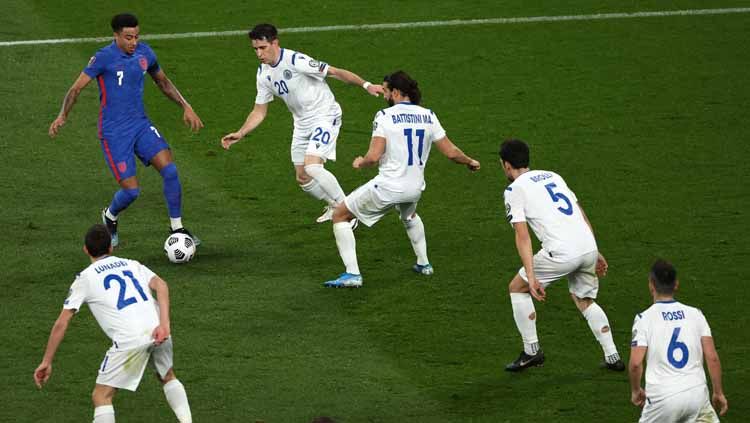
[49, 73, 92, 137]
[150, 69, 204, 132]
[434, 137, 481, 171]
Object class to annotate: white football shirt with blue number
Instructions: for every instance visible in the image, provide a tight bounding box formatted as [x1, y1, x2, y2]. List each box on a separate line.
[503, 170, 597, 261]
[631, 301, 711, 401]
[64, 256, 160, 349]
[255, 48, 341, 128]
[370, 102, 446, 196]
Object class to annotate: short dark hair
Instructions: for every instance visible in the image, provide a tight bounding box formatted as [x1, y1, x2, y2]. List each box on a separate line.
[499, 139, 530, 169]
[383, 71, 421, 105]
[111, 13, 139, 32]
[249, 24, 278, 41]
[649, 259, 677, 295]
[85, 224, 111, 258]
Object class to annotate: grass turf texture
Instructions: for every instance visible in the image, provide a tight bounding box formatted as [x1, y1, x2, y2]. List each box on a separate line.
[2, 1, 749, 421]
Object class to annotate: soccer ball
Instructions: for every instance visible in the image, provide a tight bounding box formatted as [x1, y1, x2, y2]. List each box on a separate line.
[164, 233, 196, 263]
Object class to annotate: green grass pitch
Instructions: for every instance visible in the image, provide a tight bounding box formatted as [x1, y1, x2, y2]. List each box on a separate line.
[2, 1, 749, 421]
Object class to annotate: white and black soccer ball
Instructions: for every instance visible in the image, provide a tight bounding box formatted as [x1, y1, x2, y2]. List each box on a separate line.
[164, 233, 196, 264]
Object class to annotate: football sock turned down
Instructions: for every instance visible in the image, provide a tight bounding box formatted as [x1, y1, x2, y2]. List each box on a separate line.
[333, 222, 360, 275]
[160, 163, 182, 221]
[300, 179, 328, 202]
[93, 405, 115, 423]
[304, 164, 345, 205]
[163, 379, 193, 423]
[108, 188, 140, 217]
[510, 293, 540, 355]
[582, 302, 619, 361]
[403, 214, 429, 265]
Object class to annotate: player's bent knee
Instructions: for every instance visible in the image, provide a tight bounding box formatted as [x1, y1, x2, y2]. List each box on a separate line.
[91, 384, 115, 405]
[159, 368, 176, 384]
[123, 188, 141, 202]
[332, 203, 353, 223]
[159, 162, 179, 180]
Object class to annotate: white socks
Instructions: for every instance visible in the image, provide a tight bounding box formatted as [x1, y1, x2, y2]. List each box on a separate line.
[105, 208, 118, 221]
[304, 164, 345, 205]
[510, 293, 540, 355]
[93, 405, 115, 423]
[300, 179, 328, 202]
[333, 222, 360, 275]
[170, 217, 183, 231]
[163, 379, 192, 423]
[582, 302, 619, 358]
[403, 215, 429, 265]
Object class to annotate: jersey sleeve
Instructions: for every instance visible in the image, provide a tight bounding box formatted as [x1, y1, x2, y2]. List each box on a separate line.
[631, 313, 649, 347]
[255, 68, 274, 104]
[503, 186, 526, 224]
[132, 260, 157, 286]
[696, 309, 712, 337]
[429, 111, 447, 142]
[291, 53, 329, 80]
[63, 275, 86, 313]
[142, 43, 161, 75]
[371, 111, 387, 138]
[82, 51, 108, 79]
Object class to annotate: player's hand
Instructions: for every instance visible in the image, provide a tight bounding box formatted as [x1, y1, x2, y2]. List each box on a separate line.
[34, 362, 52, 388]
[221, 132, 243, 150]
[712, 392, 728, 416]
[467, 159, 480, 172]
[366, 83, 384, 97]
[352, 156, 365, 169]
[152, 325, 170, 346]
[596, 253, 608, 277]
[631, 388, 646, 408]
[528, 277, 546, 302]
[182, 107, 204, 132]
[49, 116, 66, 138]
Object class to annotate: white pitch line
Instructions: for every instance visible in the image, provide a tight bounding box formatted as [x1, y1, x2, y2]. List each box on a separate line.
[2, 7, 749, 47]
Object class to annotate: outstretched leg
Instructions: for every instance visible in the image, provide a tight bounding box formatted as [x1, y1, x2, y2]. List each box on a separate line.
[571, 295, 623, 370]
[103, 176, 140, 248]
[506, 274, 544, 371]
[91, 384, 117, 423]
[159, 368, 192, 423]
[324, 203, 362, 288]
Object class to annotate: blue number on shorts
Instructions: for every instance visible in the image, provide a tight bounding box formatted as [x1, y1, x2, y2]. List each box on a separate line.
[667, 327, 689, 368]
[403, 128, 426, 166]
[312, 127, 331, 144]
[274, 80, 289, 95]
[544, 183, 574, 215]
[104, 271, 148, 310]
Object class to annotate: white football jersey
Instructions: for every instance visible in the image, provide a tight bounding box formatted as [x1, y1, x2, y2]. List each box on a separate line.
[64, 256, 160, 349]
[503, 170, 597, 261]
[255, 48, 342, 128]
[631, 301, 711, 401]
[370, 102, 447, 195]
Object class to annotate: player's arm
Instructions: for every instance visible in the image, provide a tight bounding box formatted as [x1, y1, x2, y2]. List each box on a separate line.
[434, 137, 480, 171]
[352, 136, 386, 168]
[577, 202, 608, 276]
[150, 69, 204, 132]
[49, 73, 93, 138]
[326, 65, 383, 96]
[628, 346, 648, 407]
[221, 102, 269, 150]
[512, 221, 544, 301]
[702, 336, 728, 416]
[34, 308, 76, 388]
[149, 275, 171, 345]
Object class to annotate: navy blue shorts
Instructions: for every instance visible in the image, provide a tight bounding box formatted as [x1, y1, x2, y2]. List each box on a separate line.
[100, 121, 169, 181]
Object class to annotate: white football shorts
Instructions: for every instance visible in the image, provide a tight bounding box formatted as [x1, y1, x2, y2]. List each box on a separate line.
[639, 385, 719, 423]
[95, 338, 174, 391]
[290, 115, 341, 165]
[345, 179, 420, 227]
[518, 250, 599, 299]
